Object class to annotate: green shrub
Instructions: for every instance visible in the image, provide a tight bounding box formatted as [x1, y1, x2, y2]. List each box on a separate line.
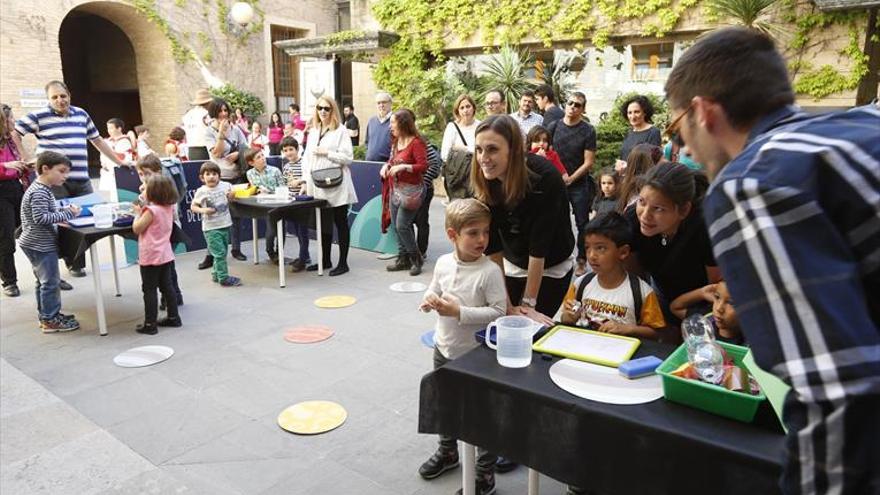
[353, 145, 367, 161]
[210, 84, 265, 118]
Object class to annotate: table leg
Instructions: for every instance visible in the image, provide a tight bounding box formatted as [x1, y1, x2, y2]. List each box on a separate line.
[528, 468, 540, 495]
[89, 247, 108, 336]
[277, 218, 285, 288]
[252, 218, 259, 265]
[316, 207, 323, 276]
[462, 442, 475, 495]
[109, 236, 121, 297]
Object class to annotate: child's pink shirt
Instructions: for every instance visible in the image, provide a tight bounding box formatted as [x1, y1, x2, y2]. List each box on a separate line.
[138, 204, 175, 266]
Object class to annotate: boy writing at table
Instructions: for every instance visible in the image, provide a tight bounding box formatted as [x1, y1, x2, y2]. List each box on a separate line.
[244, 148, 284, 263]
[418, 198, 507, 495]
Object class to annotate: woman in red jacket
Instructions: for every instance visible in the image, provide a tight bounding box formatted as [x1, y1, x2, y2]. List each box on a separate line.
[380, 109, 428, 275]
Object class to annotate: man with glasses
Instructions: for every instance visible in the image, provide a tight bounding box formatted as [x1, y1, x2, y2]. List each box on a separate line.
[509, 90, 542, 137]
[666, 27, 880, 495]
[535, 84, 564, 128]
[483, 89, 506, 116]
[546, 92, 596, 276]
[365, 92, 393, 162]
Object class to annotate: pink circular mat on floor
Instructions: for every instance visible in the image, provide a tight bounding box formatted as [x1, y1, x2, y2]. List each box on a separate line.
[284, 325, 335, 344]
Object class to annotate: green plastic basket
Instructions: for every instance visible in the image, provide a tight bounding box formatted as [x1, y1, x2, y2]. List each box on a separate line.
[657, 341, 767, 422]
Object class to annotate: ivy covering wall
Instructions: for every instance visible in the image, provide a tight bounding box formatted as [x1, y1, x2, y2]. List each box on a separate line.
[370, 0, 874, 142]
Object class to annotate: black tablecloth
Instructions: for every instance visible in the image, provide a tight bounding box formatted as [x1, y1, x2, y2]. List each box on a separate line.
[58, 223, 190, 264]
[229, 197, 328, 227]
[418, 341, 786, 494]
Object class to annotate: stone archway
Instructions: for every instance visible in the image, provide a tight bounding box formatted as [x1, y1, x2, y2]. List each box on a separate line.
[58, 1, 181, 159]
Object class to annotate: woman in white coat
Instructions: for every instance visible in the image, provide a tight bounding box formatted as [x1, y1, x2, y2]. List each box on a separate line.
[302, 96, 357, 276]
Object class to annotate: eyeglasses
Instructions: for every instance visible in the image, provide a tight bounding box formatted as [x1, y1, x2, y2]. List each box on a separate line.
[316, 105, 332, 112]
[664, 101, 695, 143]
[566, 100, 584, 109]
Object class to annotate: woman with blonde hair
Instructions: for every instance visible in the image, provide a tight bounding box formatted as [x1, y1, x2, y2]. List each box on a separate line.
[441, 94, 479, 200]
[302, 96, 356, 276]
[471, 114, 574, 322]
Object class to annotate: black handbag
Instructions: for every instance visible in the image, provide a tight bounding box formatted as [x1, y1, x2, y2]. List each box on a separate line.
[311, 166, 343, 188]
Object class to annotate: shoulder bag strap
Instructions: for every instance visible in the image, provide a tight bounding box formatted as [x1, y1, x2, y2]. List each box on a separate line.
[575, 272, 598, 302]
[452, 122, 468, 147]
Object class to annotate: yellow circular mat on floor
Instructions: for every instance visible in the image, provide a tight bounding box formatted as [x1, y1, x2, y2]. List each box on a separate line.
[314, 295, 356, 309]
[277, 401, 347, 435]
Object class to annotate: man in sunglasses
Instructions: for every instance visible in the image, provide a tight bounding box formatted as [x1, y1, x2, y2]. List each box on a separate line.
[666, 27, 879, 495]
[546, 91, 596, 277]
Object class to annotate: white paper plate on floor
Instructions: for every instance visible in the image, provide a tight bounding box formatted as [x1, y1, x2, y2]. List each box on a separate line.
[548, 358, 663, 405]
[113, 345, 174, 368]
[390, 282, 427, 293]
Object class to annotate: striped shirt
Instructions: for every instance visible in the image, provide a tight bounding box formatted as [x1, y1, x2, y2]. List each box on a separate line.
[703, 104, 880, 494]
[282, 158, 303, 190]
[15, 105, 100, 182]
[423, 143, 441, 188]
[18, 181, 75, 252]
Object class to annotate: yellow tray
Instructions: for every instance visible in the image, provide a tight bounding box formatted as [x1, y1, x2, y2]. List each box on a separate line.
[533, 324, 640, 367]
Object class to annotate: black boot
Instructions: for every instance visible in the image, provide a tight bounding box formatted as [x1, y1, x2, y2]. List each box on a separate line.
[387, 254, 411, 272]
[409, 252, 423, 276]
[198, 255, 213, 270]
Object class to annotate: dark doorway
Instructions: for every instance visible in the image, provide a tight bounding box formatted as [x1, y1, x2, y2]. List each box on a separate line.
[59, 11, 142, 176]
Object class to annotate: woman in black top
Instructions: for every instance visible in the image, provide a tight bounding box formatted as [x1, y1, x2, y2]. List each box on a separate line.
[471, 115, 575, 321]
[624, 162, 720, 326]
[618, 95, 662, 162]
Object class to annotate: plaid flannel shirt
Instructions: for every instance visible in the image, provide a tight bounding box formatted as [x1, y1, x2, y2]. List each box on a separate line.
[703, 104, 880, 494]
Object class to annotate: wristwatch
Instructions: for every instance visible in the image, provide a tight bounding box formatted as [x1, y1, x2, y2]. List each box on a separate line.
[521, 297, 537, 309]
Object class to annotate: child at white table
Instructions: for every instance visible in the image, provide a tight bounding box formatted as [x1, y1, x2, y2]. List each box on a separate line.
[280, 136, 310, 271]
[418, 198, 507, 495]
[244, 148, 284, 263]
[18, 151, 82, 333]
[136, 155, 184, 310]
[191, 161, 241, 287]
[132, 175, 182, 335]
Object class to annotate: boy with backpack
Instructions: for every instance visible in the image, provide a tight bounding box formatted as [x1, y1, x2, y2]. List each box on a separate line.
[560, 212, 666, 339]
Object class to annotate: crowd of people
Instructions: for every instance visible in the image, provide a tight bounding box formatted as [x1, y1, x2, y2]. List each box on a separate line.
[0, 26, 877, 495]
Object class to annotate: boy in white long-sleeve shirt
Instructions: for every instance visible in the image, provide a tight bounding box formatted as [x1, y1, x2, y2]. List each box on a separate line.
[418, 198, 506, 495]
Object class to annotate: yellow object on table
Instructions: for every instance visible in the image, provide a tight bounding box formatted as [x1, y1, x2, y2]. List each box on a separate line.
[232, 184, 257, 198]
[277, 401, 347, 435]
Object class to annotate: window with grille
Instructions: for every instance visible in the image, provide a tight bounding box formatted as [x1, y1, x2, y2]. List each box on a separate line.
[271, 25, 308, 100]
[631, 43, 674, 81]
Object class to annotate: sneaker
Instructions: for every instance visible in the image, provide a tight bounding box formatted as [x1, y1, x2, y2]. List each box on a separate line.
[198, 256, 213, 270]
[454, 474, 496, 495]
[2, 284, 20, 297]
[69, 267, 86, 278]
[418, 450, 459, 480]
[40, 316, 80, 333]
[58, 313, 77, 322]
[157, 317, 183, 327]
[386, 255, 411, 272]
[495, 456, 518, 473]
[290, 258, 307, 272]
[59, 279, 73, 291]
[220, 276, 242, 287]
[136, 322, 158, 335]
[230, 250, 247, 261]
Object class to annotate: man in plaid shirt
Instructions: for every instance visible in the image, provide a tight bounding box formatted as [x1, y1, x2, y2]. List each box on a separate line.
[665, 28, 879, 494]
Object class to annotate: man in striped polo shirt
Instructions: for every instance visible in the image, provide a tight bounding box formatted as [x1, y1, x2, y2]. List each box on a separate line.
[665, 28, 879, 494]
[15, 80, 130, 277]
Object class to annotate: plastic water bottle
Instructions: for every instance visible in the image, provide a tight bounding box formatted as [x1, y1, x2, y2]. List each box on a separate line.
[681, 314, 716, 359]
[692, 341, 724, 384]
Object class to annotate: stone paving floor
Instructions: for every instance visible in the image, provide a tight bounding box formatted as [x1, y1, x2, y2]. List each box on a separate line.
[0, 200, 567, 494]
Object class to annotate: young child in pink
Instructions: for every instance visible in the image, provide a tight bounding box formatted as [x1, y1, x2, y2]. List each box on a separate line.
[132, 174, 182, 335]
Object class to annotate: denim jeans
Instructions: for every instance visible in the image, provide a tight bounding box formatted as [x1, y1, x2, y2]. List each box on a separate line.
[21, 247, 62, 320]
[391, 201, 419, 256]
[287, 221, 311, 262]
[566, 181, 593, 261]
[414, 186, 434, 255]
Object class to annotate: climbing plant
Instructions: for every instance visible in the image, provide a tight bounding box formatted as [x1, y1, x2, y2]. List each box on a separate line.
[371, 0, 873, 138]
